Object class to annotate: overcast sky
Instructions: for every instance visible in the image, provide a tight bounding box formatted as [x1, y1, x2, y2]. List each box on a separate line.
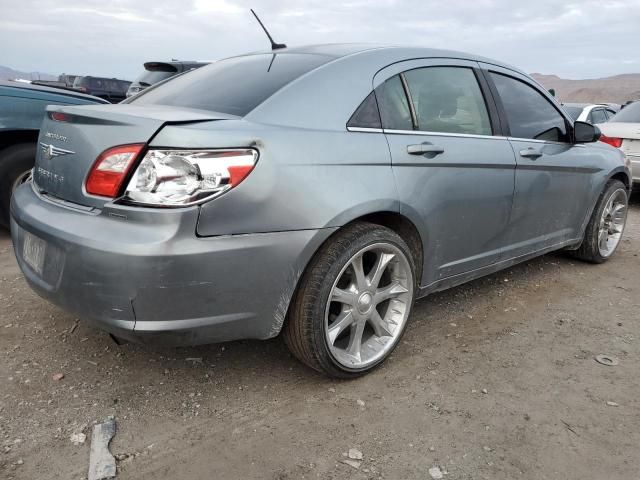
[1, 0, 638, 80]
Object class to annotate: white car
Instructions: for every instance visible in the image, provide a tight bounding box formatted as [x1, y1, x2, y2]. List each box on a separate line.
[562, 103, 618, 124]
[597, 101, 640, 184]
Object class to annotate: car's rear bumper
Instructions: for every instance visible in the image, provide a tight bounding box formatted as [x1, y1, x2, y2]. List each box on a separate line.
[10, 183, 334, 345]
[629, 155, 640, 183]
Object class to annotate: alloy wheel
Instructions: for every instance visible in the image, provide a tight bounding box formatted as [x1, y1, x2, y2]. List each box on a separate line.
[11, 169, 32, 194]
[324, 242, 413, 369]
[598, 188, 627, 257]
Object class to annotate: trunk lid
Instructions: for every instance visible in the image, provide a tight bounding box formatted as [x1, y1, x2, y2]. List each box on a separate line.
[598, 122, 640, 158]
[34, 104, 237, 208]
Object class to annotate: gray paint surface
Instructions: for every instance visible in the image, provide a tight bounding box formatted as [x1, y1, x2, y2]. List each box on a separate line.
[10, 44, 631, 345]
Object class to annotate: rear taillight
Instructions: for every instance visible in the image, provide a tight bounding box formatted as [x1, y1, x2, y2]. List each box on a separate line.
[122, 148, 258, 206]
[599, 135, 623, 148]
[85, 144, 144, 197]
[49, 112, 71, 122]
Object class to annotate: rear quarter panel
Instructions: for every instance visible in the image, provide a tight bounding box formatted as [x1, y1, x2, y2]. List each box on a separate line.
[151, 120, 397, 236]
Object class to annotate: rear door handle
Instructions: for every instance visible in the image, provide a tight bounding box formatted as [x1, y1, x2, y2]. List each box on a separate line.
[407, 143, 445, 156]
[519, 148, 543, 159]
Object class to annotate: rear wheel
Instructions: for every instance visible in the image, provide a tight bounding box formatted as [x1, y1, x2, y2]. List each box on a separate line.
[571, 179, 628, 263]
[0, 143, 36, 229]
[283, 222, 416, 378]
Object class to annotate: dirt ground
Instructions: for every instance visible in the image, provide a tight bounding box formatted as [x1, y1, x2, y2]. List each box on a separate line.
[1, 199, 639, 480]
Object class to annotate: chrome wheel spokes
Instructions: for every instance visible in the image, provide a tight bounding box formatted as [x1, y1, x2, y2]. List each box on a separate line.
[11, 169, 32, 194]
[325, 243, 413, 368]
[598, 189, 628, 258]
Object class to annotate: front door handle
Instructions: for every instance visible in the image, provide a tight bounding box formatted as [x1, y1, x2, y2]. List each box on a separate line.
[519, 148, 543, 159]
[407, 143, 445, 156]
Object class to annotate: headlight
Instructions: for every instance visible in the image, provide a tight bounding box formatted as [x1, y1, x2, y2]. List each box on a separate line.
[121, 148, 258, 206]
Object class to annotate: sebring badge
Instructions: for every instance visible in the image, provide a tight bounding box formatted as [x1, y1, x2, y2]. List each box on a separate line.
[40, 142, 75, 161]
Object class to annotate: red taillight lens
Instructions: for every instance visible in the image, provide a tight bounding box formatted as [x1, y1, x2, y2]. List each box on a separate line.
[50, 112, 71, 122]
[86, 144, 144, 197]
[599, 135, 623, 148]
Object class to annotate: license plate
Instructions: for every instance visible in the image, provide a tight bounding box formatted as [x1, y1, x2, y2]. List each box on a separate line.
[23, 232, 46, 276]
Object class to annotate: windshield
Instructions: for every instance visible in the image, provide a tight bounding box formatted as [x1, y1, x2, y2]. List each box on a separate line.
[134, 70, 175, 87]
[611, 101, 640, 123]
[563, 105, 583, 120]
[130, 53, 333, 116]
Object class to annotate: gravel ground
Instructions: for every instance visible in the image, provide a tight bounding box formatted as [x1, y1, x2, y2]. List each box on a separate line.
[1, 198, 639, 480]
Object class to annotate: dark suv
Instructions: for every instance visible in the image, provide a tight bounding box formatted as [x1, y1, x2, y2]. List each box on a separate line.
[72, 76, 131, 103]
[126, 61, 209, 97]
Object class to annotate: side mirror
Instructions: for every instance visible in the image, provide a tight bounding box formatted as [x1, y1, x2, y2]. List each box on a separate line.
[574, 121, 601, 143]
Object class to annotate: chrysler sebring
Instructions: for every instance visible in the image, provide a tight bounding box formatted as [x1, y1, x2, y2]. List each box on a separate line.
[10, 44, 631, 377]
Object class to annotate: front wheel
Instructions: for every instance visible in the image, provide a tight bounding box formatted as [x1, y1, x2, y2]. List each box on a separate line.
[283, 222, 416, 378]
[571, 179, 628, 263]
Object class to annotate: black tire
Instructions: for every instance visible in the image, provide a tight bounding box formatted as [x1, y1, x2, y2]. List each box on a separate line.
[571, 179, 628, 263]
[283, 222, 416, 378]
[0, 143, 36, 229]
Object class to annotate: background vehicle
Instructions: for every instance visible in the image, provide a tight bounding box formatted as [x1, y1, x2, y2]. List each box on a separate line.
[10, 45, 631, 378]
[562, 103, 617, 124]
[72, 76, 131, 103]
[0, 81, 108, 228]
[598, 100, 640, 184]
[58, 74, 79, 88]
[126, 60, 209, 97]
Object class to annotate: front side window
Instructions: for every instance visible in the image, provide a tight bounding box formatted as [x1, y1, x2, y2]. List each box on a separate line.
[403, 67, 492, 135]
[491, 73, 569, 142]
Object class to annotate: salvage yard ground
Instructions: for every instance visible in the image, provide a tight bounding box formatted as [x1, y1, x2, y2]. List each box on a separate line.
[1, 197, 639, 480]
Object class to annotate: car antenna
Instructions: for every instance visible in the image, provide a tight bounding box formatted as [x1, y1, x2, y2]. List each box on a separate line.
[250, 9, 286, 50]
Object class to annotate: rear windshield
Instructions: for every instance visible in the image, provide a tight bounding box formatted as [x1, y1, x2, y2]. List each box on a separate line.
[562, 105, 583, 120]
[611, 101, 640, 123]
[130, 53, 333, 116]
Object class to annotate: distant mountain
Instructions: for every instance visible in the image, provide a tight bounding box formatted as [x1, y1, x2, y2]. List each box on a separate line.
[0, 65, 57, 82]
[531, 73, 640, 104]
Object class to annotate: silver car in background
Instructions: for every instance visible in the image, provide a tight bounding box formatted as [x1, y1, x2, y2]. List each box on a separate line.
[10, 44, 631, 377]
[597, 101, 640, 183]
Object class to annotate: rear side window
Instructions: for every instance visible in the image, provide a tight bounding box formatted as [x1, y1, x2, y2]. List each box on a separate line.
[403, 67, 491, 135]
[347, 92, 382, 129]
[491, 73, 569, 142]
[590, 108, 607, 124]
[131, 53, 333, 116]
[376, 75, 413, 130]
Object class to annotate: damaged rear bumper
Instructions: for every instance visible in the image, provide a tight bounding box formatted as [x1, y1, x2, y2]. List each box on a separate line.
[10, 182, 334, 345]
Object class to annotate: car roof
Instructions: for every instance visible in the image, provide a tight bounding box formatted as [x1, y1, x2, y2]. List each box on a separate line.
[563, 103, 590, 108]
[0, 80, 109, 102]
[233, 43, 524, 73]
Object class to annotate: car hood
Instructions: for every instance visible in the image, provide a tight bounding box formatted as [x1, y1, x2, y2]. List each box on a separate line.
[33, 104, 238, 208]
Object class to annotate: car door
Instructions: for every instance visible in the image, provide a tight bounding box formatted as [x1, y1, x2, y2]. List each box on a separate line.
[482, 65, 596, 256]
[373, 59, 516, 284]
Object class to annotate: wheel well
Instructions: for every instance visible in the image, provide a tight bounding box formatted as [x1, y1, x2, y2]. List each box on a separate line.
[353, 212, 424, 285]
[0, 130, 39, 152]
[610, 172, 631, 191]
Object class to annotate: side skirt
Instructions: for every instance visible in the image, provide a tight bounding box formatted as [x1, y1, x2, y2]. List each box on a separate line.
[417, 237, 582, 299]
